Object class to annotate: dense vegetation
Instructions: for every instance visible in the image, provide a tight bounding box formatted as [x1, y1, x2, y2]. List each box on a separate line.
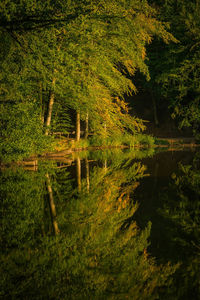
[145, 0, 200, 135]
[0, 0, 199, 162]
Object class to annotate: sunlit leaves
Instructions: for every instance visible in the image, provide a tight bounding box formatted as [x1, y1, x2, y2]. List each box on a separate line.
[0, 102, 52, 162]
[0, 0, 176, 140]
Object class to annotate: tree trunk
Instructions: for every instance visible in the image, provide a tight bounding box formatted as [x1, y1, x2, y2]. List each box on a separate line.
[76, 110, 81, 141]
[104, 159, 107, 173]
[39, 81, 44, 124]
[151, 91, 159, 126]
[104, 122, 107, 137]
[45, 77, 56, 135]
[85, 158, 90, 192]
[76, 157, 81, 192]
[45, 173, 60, 235]
[84, 112, 89, 139]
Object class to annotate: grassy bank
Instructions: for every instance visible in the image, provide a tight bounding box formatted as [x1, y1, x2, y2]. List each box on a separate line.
[2, 132, 199, 165]
[0, 133, 155, 164]
[53, 133, 156, 152]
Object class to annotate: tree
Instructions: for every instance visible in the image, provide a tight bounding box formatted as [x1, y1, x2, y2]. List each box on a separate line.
[0, 102, 51, 162]
[146, 0, 200, 136]
[0, 0, 176, 162]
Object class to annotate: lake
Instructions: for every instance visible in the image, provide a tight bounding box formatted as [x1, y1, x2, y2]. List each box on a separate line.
[1, 148, 200, 299]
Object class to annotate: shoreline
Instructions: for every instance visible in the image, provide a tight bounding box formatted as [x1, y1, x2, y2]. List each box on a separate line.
[1, 137, 199, 168]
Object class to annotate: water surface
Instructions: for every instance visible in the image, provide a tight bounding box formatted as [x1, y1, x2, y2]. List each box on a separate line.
[1, 148, 200, 299]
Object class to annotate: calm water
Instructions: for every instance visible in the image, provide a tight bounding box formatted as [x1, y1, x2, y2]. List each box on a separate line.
[1, 148, 200, 300]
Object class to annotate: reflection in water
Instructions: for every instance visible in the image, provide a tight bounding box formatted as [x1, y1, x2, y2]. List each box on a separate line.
[76, 156, 82, 192]
[85, 158, 90, 192]
[134, 150, 200, 300]
[157, 153, 200, 299]
[45, 173, 60, 235]
[0, 148, 199, 299]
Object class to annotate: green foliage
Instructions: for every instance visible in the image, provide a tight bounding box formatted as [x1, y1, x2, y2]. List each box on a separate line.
[147, 0, 200, 135]
[0, 102, 52, 162]
[73, 138, 90, 149]
[88, 133, 156, 149]
[0, 0, 176, 150]
[135, 134, 155, 147]
[51, 101, 73, 134]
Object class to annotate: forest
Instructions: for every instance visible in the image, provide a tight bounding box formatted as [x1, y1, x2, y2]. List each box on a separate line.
[0, 0, 200, 162]
[1, 2, 200, 298]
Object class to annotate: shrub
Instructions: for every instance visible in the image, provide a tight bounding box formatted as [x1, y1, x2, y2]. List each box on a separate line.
[0, 102, 53, 162]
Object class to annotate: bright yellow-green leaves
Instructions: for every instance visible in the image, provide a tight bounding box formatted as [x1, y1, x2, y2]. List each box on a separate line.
[0, 0, 176, 137]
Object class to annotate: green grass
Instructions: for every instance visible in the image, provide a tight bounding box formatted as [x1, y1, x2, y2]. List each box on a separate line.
[88, 133, 156, 148]
[71, 139, 90, 149]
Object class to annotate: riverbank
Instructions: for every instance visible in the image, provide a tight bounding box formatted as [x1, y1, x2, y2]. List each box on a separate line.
[1, 135, 199, 168]
[44, 136, 199, 156]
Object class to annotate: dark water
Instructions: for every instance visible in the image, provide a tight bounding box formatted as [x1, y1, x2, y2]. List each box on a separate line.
[1, 148, 200, 300]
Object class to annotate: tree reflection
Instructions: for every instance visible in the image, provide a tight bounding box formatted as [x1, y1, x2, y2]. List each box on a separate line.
[0, 153, 177, 299]
[159, 153, 200, 299]
[45, 173, 60, 235]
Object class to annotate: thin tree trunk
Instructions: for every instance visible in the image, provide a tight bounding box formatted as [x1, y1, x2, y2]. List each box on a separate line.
[151, 91, 159, 126]
[39, 81, 44, 124]
[76, 110, 81, 141]
[84, 112, 89, 139]
[85, 158, 90, 192]
[76, 157, 81, 192]
[104, 122, 107, 136]
[45, 77, 56, 135]
[104, 159, 107, 173]
[45, 173, 60, 235]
